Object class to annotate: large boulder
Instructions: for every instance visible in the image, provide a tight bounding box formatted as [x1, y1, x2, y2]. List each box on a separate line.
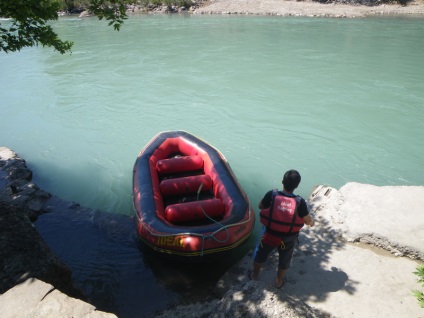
[0, 147, 116, 317]
[308, 182, 424, 260]
[0, 147, 81, 296]
[0, 201, 82, 297]
[0, 147, 51, 219]
[0, 279, 116, 318]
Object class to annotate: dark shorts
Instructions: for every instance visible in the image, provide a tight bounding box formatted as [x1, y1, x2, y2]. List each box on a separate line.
[253, 235, 297, 270]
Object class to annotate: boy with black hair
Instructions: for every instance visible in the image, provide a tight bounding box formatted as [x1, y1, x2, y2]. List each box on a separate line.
[249, 169, 315, 288]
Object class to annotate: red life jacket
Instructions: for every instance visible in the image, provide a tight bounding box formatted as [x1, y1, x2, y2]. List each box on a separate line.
[259, 190, 304, 236]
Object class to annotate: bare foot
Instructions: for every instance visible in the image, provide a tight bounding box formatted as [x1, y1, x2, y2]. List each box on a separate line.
[275, 276, 287, 289]
[248, 270, 259, 281]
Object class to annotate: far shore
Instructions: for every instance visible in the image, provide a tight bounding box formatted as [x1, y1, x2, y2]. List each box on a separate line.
[194, 0, 424, 18]
[63, 0, 424, 19]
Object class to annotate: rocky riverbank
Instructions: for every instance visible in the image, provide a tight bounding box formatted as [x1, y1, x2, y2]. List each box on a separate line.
[1, 147, 423, 317]
[0, 148, 77, 296]
[0, 148, 117, 317]
[154, 183, 424, 318]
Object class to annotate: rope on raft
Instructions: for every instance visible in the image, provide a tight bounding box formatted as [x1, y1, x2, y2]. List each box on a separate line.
[196, 183, 230, 256]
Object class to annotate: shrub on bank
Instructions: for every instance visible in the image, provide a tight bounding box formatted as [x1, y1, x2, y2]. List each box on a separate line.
[413, 265, 424, 308]
[147, 0, 193, 7]
[55, 0, 195, 13]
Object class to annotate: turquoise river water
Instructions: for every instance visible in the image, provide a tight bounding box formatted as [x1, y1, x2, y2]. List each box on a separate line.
[1, 14, 423, 317]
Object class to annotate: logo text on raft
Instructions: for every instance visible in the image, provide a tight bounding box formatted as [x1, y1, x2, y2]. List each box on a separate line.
[157, 236, 185, 247]
[234, 225, 246, 236]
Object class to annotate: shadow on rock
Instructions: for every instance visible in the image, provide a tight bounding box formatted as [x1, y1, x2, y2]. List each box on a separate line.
[0, 201, 84, 299]
[283, 216, 358, 302]
[205, 214, 358, 317]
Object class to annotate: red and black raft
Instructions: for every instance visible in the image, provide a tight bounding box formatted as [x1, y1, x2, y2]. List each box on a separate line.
[133, 131, 255, 261]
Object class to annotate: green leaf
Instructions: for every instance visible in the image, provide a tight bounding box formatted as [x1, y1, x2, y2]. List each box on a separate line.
[1, 0, 128, 54]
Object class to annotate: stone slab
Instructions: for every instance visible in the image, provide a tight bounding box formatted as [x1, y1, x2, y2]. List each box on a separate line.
[0, 279, 116, 318]
[309, 182, 424, 260]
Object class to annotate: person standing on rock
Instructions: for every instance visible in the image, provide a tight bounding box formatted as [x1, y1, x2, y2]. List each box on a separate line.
[249, 169, 315, 288]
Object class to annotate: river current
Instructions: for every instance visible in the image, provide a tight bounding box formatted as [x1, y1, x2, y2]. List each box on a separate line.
[1, 14, 423, 317]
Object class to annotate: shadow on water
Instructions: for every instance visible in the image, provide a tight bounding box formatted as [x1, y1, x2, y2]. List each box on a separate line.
[28, 158, 134, 215]
[34, 196, 248, 318]
[141, 247, 248, 304]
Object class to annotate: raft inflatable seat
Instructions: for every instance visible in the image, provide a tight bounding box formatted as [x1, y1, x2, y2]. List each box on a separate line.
[160, 175, 213, 196]
[165, 198, 225, 224]
[156, 155, 203, 174]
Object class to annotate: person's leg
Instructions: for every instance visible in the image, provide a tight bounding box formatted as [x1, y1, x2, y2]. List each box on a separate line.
[275, 239, 296, 288]
[250, 242, 273, 280]
[275, 268, 288, 287]
[251, 261, 263, 280]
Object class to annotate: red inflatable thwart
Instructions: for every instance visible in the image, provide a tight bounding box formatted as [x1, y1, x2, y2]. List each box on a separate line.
[160, 175, 213, 196]
[165, 199, 225, 224]
[156, 155, 203, 174]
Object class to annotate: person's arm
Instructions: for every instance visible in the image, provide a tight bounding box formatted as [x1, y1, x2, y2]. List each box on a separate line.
[258, 191, 272, 209]
[298, 198, 314, 227]
[303, 214, 315, 227]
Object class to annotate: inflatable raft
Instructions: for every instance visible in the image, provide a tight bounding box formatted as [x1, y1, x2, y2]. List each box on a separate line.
[133, 131, 255, 261]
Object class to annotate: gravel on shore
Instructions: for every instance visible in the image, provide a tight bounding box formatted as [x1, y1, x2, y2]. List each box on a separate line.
[195, 0, 424, 17]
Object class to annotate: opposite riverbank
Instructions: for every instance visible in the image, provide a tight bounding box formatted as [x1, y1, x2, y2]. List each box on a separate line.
[73, 0, 424, 18]
[194, 0, 424, 17]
